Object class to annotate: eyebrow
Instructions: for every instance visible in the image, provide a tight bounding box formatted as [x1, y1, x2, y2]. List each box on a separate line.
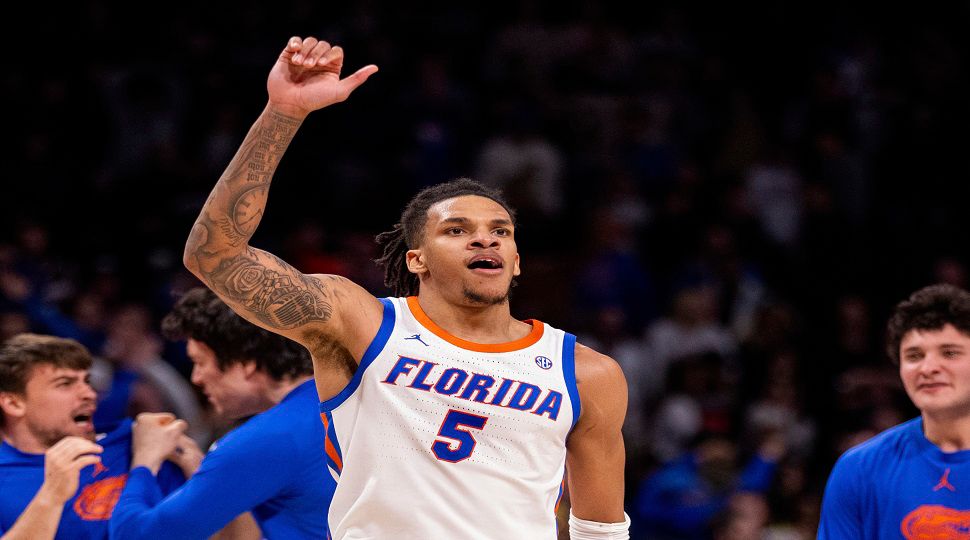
[440, 217, 514, 227]
[902, 343, 966, 355]
[50, 375, 80, 385]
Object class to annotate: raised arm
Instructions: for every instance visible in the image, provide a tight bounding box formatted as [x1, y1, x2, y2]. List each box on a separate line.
[565, 343, 631, 537]
[183, 37, 381, 358]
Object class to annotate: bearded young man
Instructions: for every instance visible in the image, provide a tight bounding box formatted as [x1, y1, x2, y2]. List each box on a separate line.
[0, 334, 187, 539]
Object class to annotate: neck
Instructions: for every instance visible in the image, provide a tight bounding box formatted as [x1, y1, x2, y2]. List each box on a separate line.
[1, 423, 49, 454]
[414, 290, 530, 344]
[922, 412, 970, 452]
[262, 375, 312, 407]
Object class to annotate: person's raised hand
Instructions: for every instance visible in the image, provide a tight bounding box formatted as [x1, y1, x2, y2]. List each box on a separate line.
[267, 36, 378, 118]
[167, 434, 204, 477]
[131, 412, 187, 474]
[40, 436, 103, 504]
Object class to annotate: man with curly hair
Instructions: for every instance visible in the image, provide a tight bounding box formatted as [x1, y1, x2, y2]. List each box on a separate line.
[109, 287, 335, 539]
[820, 284, 970, 538]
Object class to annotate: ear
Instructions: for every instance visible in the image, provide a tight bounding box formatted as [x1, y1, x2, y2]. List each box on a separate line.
[405, 249, 428, 275]
[512, 253, 521, 278]
[241, 361, 259, 379]
[0, 392, 26, 421]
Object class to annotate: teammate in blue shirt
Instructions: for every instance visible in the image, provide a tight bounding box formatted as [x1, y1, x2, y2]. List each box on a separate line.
[110, 287, 335, 539]
[0, 333, 185, 540]
[819, 283, 970, 539]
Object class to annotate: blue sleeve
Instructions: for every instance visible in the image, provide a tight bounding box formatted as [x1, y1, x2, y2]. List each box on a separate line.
[817, 454, 865, 539]
[115, 466, 164, 512]
[110, 429, 292, 539]
[156, 461, 186, 496]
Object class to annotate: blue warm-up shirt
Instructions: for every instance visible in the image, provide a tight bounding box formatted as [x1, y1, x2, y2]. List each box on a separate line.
[819, 417, 970, 539]
[0, 419, 184, 539]
[110, 379, 335, 539]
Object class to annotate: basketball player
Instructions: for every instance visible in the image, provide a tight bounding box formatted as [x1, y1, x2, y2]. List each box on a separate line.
[182, 36, 630, 539]
[0, 334, 185, 539]
[110, 287, 335, 539]
[819, 284, 970, 538]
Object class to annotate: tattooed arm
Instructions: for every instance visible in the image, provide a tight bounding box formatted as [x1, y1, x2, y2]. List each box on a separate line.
[184, 36, 380, 360]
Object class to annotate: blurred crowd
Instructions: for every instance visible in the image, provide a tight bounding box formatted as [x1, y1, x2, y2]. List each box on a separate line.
[4, 2, 970, 538]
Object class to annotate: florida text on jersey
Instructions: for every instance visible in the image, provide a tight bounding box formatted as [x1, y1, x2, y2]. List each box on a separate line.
[319, 297, 581, 540]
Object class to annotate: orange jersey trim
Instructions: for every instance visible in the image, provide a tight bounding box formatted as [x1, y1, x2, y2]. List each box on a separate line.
[406, 296, 543, 352]
[319, 413, 344, 471]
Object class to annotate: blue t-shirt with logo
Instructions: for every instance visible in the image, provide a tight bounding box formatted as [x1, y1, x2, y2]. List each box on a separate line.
[0, 419, 184, 539]
[111, 379, 335, 539]
[819, 417, 970, 539]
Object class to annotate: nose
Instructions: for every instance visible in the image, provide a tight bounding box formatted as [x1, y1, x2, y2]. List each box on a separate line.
[918, 353, 943, 375]
[80, 382, 98, 401]
[469, 227, 499, 249]
[190, 365, 203, 386]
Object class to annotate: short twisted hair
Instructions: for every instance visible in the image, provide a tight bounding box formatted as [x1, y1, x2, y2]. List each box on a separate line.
[374, 178, 516, 297]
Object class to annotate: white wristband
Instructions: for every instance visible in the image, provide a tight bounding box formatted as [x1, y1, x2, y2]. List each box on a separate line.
[568, 510, 631, 540]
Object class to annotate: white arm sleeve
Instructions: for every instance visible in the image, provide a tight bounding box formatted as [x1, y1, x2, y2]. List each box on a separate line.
[568, 510, 631, 540]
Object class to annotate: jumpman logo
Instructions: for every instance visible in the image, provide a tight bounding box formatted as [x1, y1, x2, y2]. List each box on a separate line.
[934, 468, 956, 492]
[92, 462, 108, 478]
[405, 334, 429, 346]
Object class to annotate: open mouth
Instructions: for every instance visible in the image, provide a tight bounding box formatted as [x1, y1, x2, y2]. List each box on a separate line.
[73, 413, 94, 428]
[467, 256, 503, 271]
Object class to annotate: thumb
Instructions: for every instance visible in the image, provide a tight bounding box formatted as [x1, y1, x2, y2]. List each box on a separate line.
[168, 419, 189, 435]
[339, 65, 379, 96]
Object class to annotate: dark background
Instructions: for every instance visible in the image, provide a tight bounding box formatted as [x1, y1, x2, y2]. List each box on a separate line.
[4, 2, 970, 537]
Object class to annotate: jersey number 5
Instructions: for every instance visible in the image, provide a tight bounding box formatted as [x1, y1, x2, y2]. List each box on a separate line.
[432, 409, 489, 463]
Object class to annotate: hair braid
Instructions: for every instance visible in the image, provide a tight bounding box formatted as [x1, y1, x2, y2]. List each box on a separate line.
[375, 224, 418, 297]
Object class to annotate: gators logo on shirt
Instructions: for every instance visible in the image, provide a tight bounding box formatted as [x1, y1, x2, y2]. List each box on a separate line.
[73, 474, 128, 521]
[901, 505, 970, 539]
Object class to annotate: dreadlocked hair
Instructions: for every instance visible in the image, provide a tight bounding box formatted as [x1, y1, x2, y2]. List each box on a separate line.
[375, 178, 516, 297]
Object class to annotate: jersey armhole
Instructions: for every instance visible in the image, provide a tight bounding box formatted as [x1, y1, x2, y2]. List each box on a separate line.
[319, 298, 396, 413]
[562, 332, 581, 429]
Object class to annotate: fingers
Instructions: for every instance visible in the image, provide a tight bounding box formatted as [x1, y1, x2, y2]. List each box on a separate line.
[72, 454, 103, 471]
[46, 437, 103, 479]
[135, 411, 176, 426]
[317, 45, 343, 68]
[175, 434, 202, 454]
[292, 36, 319, 64]
[303, 40, 333, 68]
[48, 436, 103, 462]
[170, 419, 189, 434]
[283, 36, 341, 68]
[42, 437, 103, 503]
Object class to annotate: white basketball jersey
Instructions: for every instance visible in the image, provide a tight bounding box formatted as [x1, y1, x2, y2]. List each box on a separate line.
[319, 297, 581, 540]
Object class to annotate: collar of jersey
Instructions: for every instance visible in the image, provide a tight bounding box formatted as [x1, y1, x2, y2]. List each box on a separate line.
[406, 296, 543, 353]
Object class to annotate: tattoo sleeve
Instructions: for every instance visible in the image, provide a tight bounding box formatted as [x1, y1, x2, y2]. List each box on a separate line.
[187, 107, 302, 258]
[203, 248, 334, 329]
[184, 106, 336, 334]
